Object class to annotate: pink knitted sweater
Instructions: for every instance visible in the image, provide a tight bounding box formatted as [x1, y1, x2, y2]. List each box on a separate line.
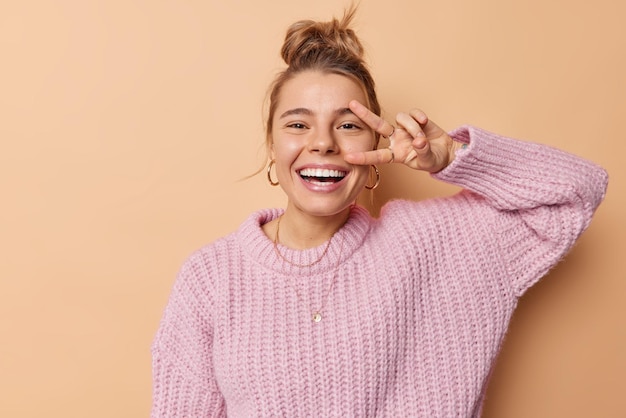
[151, 126, 608, 417]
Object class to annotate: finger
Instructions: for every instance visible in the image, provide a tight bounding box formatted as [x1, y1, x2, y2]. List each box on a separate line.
[408, 108, 429, 125]
[345, 148, 395, 166]
[349, 100, 395, 137]
[395, 112, 426, 140]
[412, 137, 431, 155]
[408, 108, 446, 141]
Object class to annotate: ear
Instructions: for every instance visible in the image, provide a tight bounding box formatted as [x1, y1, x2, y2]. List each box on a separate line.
[269, 138, 276, 160]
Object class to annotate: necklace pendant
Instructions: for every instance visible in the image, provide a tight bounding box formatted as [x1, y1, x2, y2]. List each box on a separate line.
[312, 312, 322, 323]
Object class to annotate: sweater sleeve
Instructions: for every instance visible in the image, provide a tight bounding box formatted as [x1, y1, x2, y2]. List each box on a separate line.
[151, 253, 226, 418]
[434, 125, 608, 296]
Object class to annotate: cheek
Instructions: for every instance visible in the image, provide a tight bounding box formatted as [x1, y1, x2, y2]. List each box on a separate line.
[272, 135, 300, 159]
[347, 134, 377, 153]
[353, 164, 371, 184]
[272, 141, 302, 183]
[273, 147, 299, 169]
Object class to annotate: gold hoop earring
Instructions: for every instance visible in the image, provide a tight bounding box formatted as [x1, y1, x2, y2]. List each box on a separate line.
[266, 160, 279, 186]
[365, 165, 380, 190]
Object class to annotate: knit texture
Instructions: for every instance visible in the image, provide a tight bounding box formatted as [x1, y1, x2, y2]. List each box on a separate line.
[151, 126, 608, 417]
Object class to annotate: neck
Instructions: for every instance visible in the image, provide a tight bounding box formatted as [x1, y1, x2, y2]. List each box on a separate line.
[277, 206, 352, 250]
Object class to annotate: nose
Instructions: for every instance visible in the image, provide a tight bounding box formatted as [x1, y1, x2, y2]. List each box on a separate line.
[308, 128, 338, 154]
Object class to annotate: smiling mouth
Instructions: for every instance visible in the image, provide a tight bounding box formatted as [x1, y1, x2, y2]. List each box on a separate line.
[298, 168, 347, 184]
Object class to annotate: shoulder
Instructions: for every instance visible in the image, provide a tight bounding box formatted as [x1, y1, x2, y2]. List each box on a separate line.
[374, 193, 505, 249]
[182, 233, 237, 275]
[178, 207, 283, 281]
[378, 192, 491, 224]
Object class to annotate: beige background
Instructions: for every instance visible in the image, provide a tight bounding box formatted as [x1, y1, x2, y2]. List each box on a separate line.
[1, 0, 624, 416]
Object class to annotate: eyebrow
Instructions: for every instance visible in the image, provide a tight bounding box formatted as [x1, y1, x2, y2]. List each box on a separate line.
[279, 107, 354, 119]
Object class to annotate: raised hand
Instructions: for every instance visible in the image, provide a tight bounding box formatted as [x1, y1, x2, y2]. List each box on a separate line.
[345, 100, 460, 173]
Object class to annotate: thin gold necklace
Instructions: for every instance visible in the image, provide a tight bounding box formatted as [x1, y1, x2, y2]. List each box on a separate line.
[273, 215, 332, 268]
[273, 215, 345, 323]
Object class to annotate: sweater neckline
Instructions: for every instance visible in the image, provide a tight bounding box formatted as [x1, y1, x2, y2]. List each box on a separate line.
[237, 205, 372, 276]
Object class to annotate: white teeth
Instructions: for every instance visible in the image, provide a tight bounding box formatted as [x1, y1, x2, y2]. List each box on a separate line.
[298, 168, 346, 178]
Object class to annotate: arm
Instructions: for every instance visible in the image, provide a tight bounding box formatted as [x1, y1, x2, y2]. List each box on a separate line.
[434, 125, 608, 295]
[151, 255, 225, 417]
[346, 101, 608, 295]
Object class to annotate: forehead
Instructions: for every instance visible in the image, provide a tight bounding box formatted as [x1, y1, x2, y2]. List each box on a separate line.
[275, 71, 368, 116]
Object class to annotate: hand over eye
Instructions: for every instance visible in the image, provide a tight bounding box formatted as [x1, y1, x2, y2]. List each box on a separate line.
[345, 100, 457, 173]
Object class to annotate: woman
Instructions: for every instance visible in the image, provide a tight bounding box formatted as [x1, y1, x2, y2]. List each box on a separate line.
[151, 8, 608, 417]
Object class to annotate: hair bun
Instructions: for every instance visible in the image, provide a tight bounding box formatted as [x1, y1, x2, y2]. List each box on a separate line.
[281, 8, 364, 67]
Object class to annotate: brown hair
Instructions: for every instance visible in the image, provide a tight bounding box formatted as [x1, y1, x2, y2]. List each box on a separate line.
[264, 6, 381, 155]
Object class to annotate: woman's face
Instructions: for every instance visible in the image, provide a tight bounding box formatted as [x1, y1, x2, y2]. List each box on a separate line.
[271, 70, 376, 218]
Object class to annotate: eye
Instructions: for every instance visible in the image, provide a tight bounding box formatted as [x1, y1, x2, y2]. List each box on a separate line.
[286, 122, 307, 129]
[338, 122, 361, 130]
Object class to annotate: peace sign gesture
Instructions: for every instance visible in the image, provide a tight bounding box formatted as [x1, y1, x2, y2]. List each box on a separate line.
[345, 100, 460, 173]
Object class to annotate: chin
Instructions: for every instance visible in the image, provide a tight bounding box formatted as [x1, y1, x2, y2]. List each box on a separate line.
[296, 202, 354, 218]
